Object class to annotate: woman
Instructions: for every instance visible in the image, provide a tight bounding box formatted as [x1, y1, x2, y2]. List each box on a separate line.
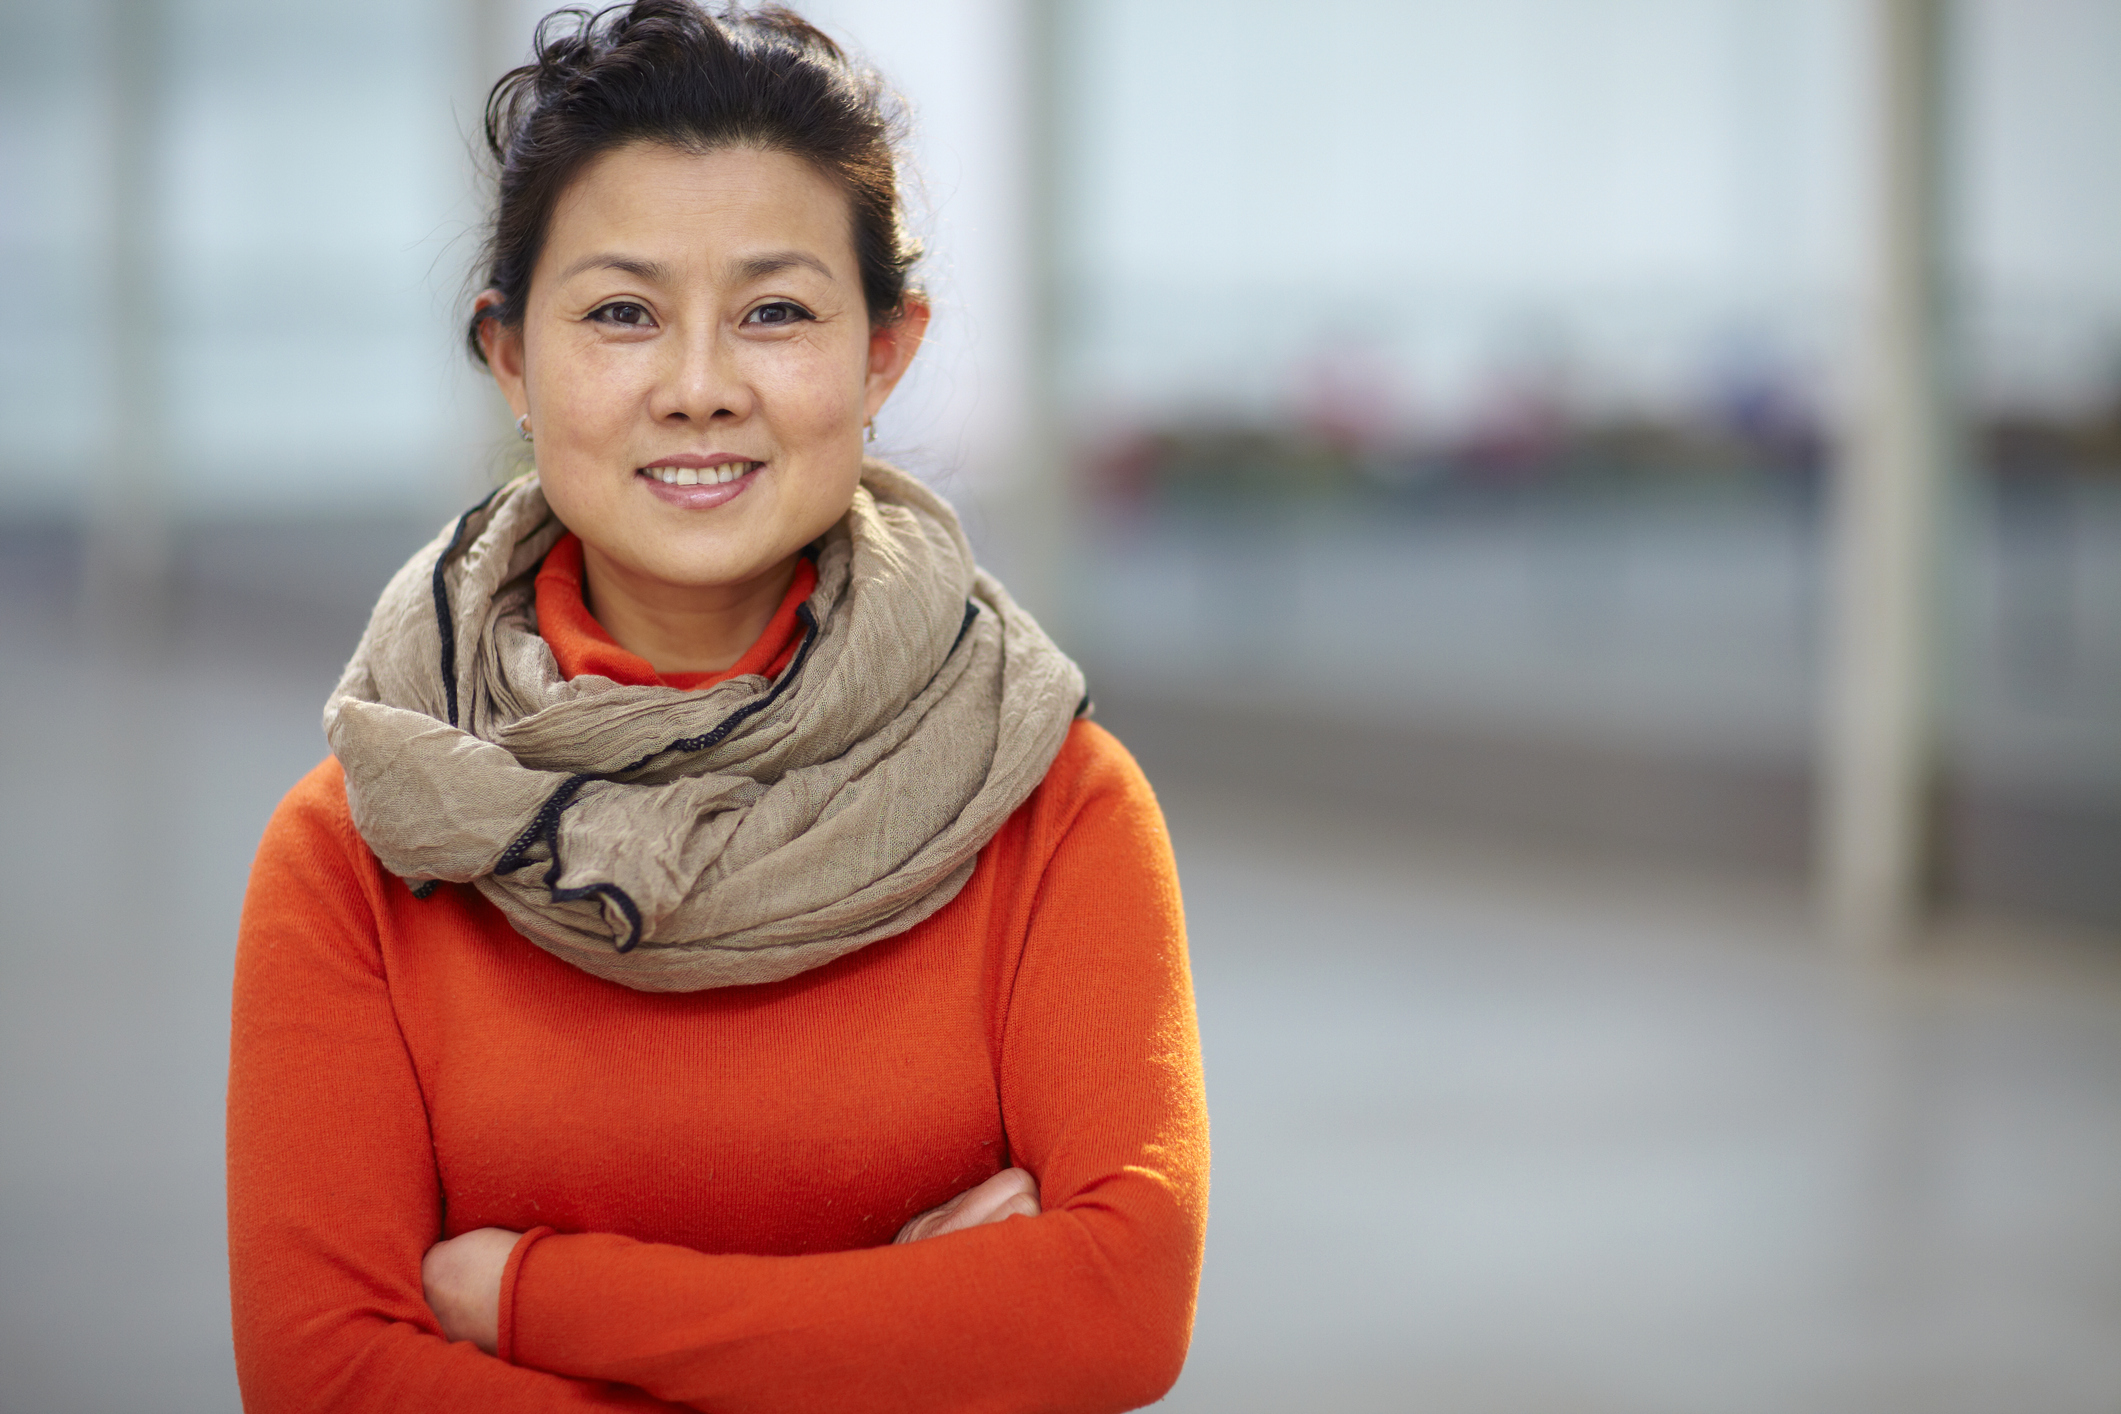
[224, 4, 1208, 1410]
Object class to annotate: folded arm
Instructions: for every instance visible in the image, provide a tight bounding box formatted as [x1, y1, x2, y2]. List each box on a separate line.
[424, 1166, 1043, 1353]
[494, 749, 1210, 1413]
[230, 740, 1206, 1414]
[227, 778, 677, 1412]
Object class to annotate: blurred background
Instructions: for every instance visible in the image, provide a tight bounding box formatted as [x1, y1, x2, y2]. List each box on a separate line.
[2, 1, 2118, 1411]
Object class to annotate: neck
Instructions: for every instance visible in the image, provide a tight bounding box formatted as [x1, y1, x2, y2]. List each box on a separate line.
[578, 544, 799, 676]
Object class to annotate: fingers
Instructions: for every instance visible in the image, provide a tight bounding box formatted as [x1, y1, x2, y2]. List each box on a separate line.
[951, 1167, 1039, 1229]
[988, 1191, 1039, 1223]
[894, 1167, 1041, 1244]
[894, 1204, 951, 1244]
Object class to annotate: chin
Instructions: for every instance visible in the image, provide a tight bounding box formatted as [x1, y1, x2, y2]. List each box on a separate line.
[638, 542, 784, 591]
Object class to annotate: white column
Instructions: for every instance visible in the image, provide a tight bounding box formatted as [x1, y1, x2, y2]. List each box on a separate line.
[1822, 0, 1954, 953]
[1004, 0, 1073, 641]
[796, 0, 1067, 628]
[86, 0, 172, 633]
[458, 0, 548, 501]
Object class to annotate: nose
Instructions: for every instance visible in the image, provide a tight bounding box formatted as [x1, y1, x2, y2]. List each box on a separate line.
[650, 318, 753, 426]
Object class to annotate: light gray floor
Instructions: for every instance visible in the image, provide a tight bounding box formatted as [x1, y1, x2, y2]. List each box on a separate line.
[2, 553, 2118, 1414]
[1152, 781, 2121, 1414]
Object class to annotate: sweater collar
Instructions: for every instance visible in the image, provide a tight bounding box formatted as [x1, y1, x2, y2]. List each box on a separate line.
[533, 532, 816, 691]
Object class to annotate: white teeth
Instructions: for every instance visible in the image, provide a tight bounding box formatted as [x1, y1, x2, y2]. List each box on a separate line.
[643, 461, 758, 486]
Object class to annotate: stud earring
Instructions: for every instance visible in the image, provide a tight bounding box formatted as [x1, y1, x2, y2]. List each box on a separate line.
[516, 414, 533, 442]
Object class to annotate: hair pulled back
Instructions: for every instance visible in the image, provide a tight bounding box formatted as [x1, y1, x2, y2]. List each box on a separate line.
[469, 0, 921, 364]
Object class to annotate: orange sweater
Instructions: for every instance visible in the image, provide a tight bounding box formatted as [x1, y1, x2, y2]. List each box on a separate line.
[226, 543, 1208, 1413]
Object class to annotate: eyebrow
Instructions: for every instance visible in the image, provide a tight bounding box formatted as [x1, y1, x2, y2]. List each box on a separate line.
[733, 250, 834, 282]
[557, 253, 674, 284]
[556, 250, 835, 285]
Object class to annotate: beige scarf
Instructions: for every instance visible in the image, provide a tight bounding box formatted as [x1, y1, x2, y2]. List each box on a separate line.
[324, 462, 1085, 993]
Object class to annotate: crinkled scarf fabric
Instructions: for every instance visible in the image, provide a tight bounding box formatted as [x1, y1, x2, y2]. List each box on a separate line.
[323, 462, 1086, 993]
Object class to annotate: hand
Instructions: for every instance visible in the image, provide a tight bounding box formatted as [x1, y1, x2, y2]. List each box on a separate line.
[894, 1166, 1040, 1244]
[422, 1226, 521, 1354]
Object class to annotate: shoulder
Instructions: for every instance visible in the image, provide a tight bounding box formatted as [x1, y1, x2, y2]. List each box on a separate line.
[244, 756, 388, 936]
[1034, 718, 1162, 824]
[259, 755, 362, 858]
[1008, 718, 1175, 882]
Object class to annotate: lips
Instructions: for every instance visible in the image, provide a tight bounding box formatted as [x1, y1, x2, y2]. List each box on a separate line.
[634, 459, 762, 510]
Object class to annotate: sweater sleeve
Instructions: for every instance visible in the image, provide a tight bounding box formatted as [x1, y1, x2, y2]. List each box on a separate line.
[226, 763, 676, 1413]
[503, 730, 1212, 1413]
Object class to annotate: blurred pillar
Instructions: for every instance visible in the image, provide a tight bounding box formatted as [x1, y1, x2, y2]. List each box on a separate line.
[1822, 0, 1954, 953]
[783, 0, 1059, 628]
[462, 0, 537, 497]
[86, 0, 172, 635]
[1010, 0, 1077, 647]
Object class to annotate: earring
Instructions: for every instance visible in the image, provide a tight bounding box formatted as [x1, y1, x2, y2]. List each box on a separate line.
[516, 414, 533, 442]
[864, 419, 877, 444]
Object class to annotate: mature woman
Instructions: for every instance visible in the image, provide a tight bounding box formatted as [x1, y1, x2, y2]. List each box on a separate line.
[224, 4, 1207, 1410]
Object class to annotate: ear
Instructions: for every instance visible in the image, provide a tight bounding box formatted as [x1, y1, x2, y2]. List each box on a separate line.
[473, 289, 530, 421]
[862, 295, 931, 424]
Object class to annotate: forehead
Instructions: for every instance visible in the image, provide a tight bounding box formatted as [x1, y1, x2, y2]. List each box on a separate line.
[540, 141, 856, 280]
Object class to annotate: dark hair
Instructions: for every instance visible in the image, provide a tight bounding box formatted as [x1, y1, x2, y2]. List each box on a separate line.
[467, 0, 921, 364]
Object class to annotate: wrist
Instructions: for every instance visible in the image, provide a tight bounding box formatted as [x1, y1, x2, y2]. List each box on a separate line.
[496, 1225, 556, 1364]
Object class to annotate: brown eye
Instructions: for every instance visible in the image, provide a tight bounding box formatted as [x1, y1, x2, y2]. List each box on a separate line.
[591, 301, 652, 327]
[746, 301, 812, 328]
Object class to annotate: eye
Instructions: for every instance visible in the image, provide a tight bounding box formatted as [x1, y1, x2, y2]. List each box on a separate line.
[588, 301, 654, 328]
[745, 300, 814, 328]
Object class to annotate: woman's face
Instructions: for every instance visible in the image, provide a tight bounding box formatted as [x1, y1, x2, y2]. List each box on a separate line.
[480, 141, 925, 593]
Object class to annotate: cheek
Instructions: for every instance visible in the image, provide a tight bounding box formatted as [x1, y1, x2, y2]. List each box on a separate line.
[535, 337, 644, 438]
[518, 335, 641, 537]
[774, 361, 866, 498]
[755, 338, 870, 438]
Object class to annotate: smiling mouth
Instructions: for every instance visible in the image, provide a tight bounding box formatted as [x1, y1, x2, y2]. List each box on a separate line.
[639, 461, 761, 486]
